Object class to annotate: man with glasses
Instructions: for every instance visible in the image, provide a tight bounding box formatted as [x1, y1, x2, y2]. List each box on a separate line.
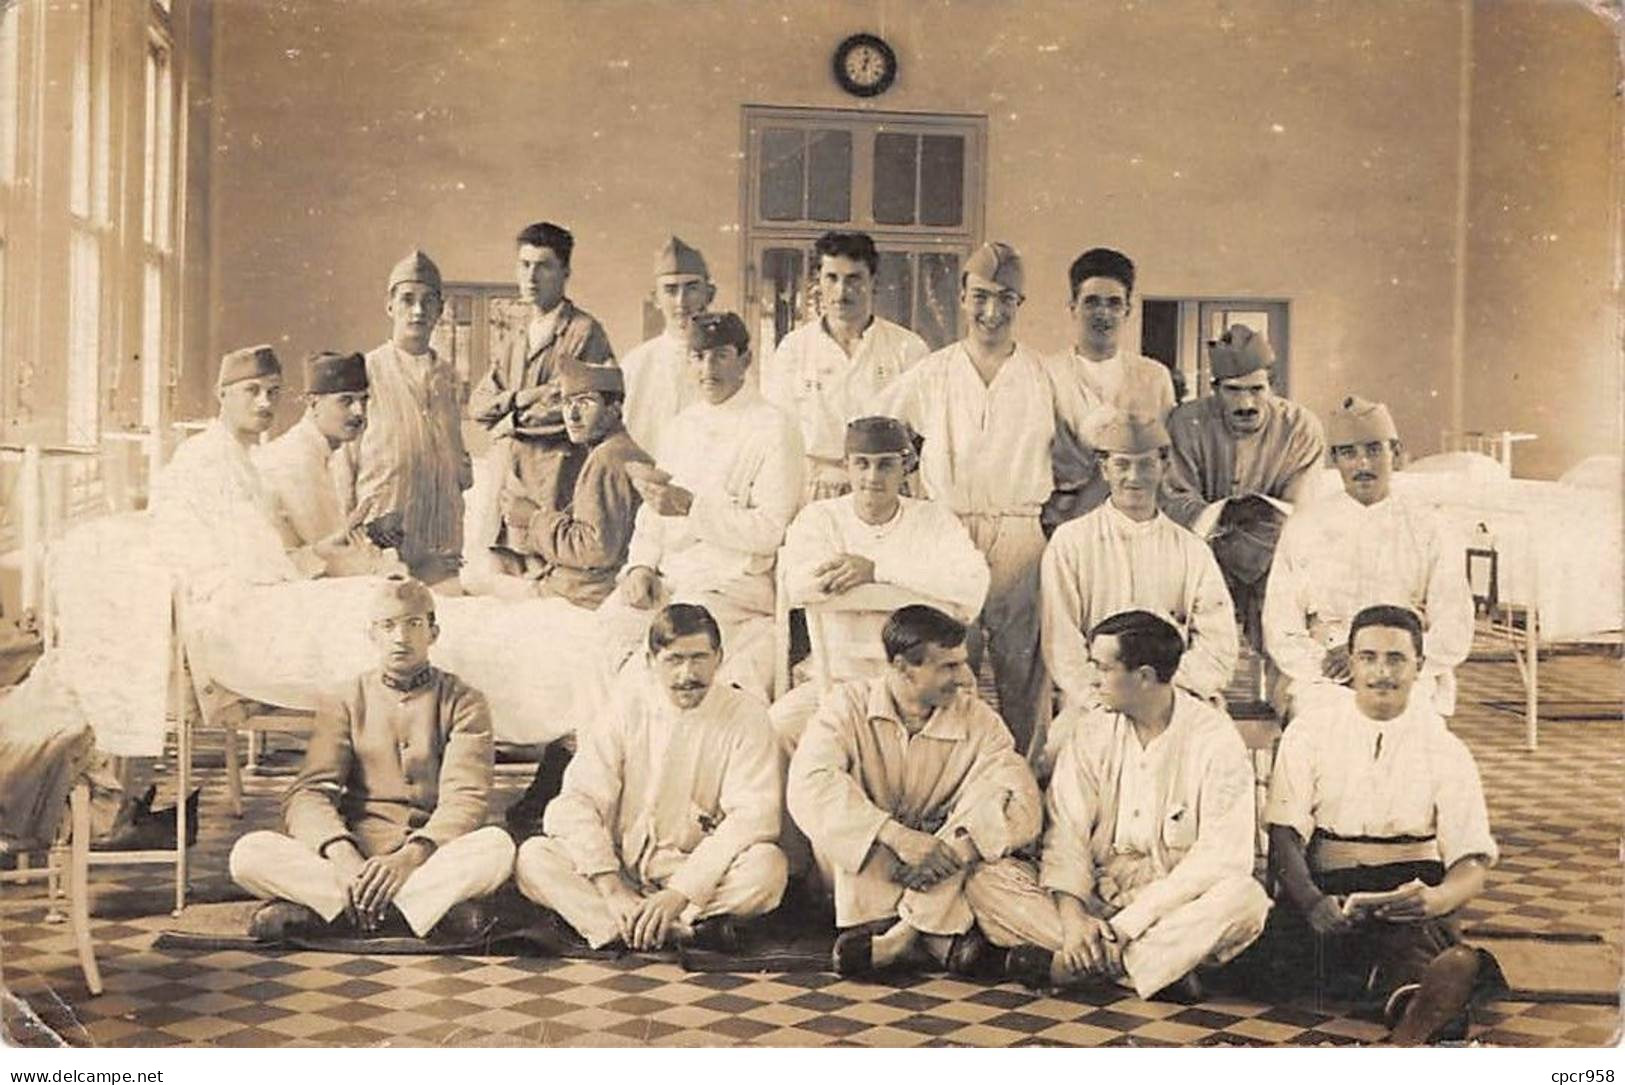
[1162, 325, 1325, 650]
[1263, 396, 1472, 718]
[883, 242, 1090, 755]
[1044, 248, 1178, 534]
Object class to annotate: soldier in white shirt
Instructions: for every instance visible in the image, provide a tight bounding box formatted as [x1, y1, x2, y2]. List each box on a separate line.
[1038, 411, 1237, 771]
[968, 610, 1269, 1001]
[762, 231, 928, 502]
[1263, 396, 1473, 718]
[602, 312, 804, 698]
[515, 604, 786, 952]
[1043, 248, 1179, 534]
[884, 242, 1091, 754]
[620, 236, 715, 455]
[1260, 605, 1503, 1045]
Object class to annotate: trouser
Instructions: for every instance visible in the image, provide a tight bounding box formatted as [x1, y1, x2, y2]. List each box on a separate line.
[767, 682, 825, 884]
[964, 859, 1271, 999]
[228, 825, 516, 937]
[825, 849, 1023, 937]
[513, 835, 788, 949]
[960, 512, 1051, 755]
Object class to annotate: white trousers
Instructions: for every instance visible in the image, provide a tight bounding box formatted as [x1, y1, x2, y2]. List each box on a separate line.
[827, 852, 1033, 937]
[964, 859, 1270, 998]
[228, 825, 516, 938]
[513, 835, 788, 949]
[960, 514, 1050, 755]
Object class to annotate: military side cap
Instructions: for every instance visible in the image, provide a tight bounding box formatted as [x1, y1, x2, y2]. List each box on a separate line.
[687, 311, 750, 353]
[305, 351, 368, 395]
[560, 360, 625, 398]
[1327, 394, 1399, 446]
[962, 241, 1025, 296]
[387, 249, 443, 294]
[371, 574, 435, 620]
[1208, 324, 1275, 380]
[845, 416, 914, 456]
[1085, 409, 1170, 454]
[654, 235, 709, 280]
[217, 345, 281, 388]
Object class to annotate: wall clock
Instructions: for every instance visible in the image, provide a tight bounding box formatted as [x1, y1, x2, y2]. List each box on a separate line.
[833, 33, 898, 98]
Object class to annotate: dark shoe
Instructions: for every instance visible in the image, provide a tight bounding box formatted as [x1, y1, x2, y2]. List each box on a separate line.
[1150, 971, 1205, 1004]
[248, 900, 324, 943]
[93, 787, 200, 851]
[1003, 944, 1055, 990]
[944, 927, 989, 977]
[832, 928, 875, 976]
[1388, 945, 1481, 1046]
[429, 900, 501, 947]
[144, 788, 202, 847]
[685, 916, 741, 954]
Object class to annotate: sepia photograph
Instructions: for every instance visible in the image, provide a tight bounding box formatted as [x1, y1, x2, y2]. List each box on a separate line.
[0, 0, 1620, 1063]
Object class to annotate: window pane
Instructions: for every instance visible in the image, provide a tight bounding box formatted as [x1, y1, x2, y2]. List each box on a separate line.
[142, 51, 157, 243]
[872, 132, 917, 225]
[760, 247, 805, 348]
[135, 260, 163, 431]
[873, 251, 912, 330]
[0, 4, 18, 184]
[915, 252, 961, 350]
[919, 135, 965, 227]
[805, 129, 851, 222]
[759, 128, 805, 222]
[67, 233, 100, 445]
[70, 17, 91, 218]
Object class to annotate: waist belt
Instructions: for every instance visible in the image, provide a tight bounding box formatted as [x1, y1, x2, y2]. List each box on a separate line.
[1310, 831, 1439, 872]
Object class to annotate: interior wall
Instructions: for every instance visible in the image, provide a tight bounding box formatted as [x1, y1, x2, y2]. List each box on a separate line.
[206, 0, 1481, 444]
[1463, 0, 1621, 479]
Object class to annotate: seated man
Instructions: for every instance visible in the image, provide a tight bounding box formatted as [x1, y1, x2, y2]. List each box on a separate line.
[497, 361, 654, 607]
[603, 312, 803, 698]
[968, 610, 1269, 1001]
[1263, 396, 1473, 717]
[1161, 325, 1325, 649]
[787, 605, 1041, 976]
[256, 350, 405, 579]
[228, 576, 515, 944]
[1039, 410, 1237, 772]
[1259, 604, 1502, 1045]
[514, 604, 786, 952]
[772, 415, 990, 755]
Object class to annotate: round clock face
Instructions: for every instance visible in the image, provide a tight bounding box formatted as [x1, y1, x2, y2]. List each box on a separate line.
[834, 33, 897, 97]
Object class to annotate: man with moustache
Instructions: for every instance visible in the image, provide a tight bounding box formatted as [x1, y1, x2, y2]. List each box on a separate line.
[470, 222, 616, 582]
[1264, 397, 1473, 718]
[763, 231, 929, 502]
[1162, 325, 1324, 648]
[257, 350, 404, 579]
[620, 236, 716, 455]
[349, 251, 472, 589]
[1259, 605, 1503, 1045]
[515, 604, 786, 952]
[883, 242, 1091, 754]
[1044, 248, 1178, 534]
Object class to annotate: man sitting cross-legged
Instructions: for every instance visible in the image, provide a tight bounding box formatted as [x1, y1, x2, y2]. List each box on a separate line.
[787, 604, 1041, 977]
[228, 576, 515, 945]
[1256, 604, 1503, 1045]
[967, 610, 1270, 1001]
[514, 604, 787, 952]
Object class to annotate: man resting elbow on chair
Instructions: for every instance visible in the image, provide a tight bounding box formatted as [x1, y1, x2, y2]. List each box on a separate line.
[229, 576, 514, 946]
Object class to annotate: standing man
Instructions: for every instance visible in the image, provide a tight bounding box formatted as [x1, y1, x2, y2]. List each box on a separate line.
[1260, 605, 1502, 1045]
[967, 610, 1269, 1001]
[1044, 247, 1178, 534]
[515, 604, 787, 952]
[1162, 325, 1325, 648]
[1264, 397, 1474, 717]
[620, 236, 715, 455]
[1038, 411, 1237, 770]
[470, 222, 615, 579]
[787, 605, 1041, 977]
[257, 351, 404, 579]
[607, 312, 802, 699]
[762, 231, 929, 502]
[884, 241, 1089, 753]
[350, 251, 472, 590]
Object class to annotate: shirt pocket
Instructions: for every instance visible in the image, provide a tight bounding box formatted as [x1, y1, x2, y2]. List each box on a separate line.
[1162, 805, 1198, 851]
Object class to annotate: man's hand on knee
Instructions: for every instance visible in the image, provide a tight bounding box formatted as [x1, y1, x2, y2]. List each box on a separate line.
[352, 840, 432, 928]
[593, 873, 646, 945]
[629, 887, 689, 950]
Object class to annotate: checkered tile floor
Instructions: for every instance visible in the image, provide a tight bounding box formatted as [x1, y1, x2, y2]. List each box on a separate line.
[3, 643, 1620, 1048]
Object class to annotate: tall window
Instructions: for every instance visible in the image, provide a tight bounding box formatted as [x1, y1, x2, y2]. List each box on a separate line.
[743, 107, 986, 352]
[66, 0, 110, 447]
[135, 33, 175, 438]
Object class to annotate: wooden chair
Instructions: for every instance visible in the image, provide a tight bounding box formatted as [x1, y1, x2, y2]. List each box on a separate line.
[215, 700, 315, 818]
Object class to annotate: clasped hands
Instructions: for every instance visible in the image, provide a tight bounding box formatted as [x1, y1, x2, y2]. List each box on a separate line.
[813, 553, 875, 595]
[1055, 904, 1124, 980]
[595, 875, 689, 950]
[327, 838, 432, 932]
[878, 820, 977, 892]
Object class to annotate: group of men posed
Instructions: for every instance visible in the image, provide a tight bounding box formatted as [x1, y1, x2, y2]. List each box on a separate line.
[159, 218, 1499, 1045]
